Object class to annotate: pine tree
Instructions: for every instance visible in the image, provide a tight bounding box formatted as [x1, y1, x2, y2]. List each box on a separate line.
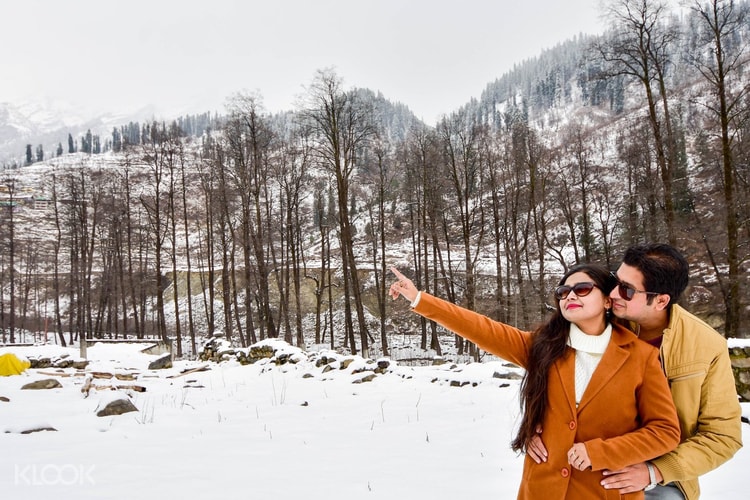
[82, 129, 93, 154]
[112, 127, 122, 152]
[25, 144, 33, 165]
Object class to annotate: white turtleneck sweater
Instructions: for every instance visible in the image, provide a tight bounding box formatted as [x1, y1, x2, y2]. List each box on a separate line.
[567, 323, 612, 405]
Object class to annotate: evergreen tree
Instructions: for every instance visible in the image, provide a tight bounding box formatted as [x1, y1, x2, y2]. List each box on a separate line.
[82, 129, 93, 154]
[112, 127, 122, 152]
[25, 144, 33, 165]
[36, 144, 44, 162]
[68, 133, 75, 153]
[56, 142, 63, 157]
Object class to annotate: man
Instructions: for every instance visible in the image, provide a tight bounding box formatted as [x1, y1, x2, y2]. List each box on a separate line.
[528, 244, 742, 499]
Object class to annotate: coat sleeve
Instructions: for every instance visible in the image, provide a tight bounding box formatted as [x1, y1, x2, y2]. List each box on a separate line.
[584, 347, 681, 471]
[651, 342, 743, 483]
[412, 292, 531, 368]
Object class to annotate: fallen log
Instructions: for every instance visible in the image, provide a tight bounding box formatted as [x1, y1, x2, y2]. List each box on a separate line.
[167, 364, 210, 378]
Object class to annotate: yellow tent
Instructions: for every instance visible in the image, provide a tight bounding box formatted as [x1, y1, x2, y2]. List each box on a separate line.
[0, 352, 31, 376]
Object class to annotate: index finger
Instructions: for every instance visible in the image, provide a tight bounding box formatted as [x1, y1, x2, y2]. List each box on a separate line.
[390, 266, 406, 279]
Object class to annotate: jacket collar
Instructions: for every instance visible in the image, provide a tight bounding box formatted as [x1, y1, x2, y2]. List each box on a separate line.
[663, 303, 687, 340]
[555, 324, 638, 414]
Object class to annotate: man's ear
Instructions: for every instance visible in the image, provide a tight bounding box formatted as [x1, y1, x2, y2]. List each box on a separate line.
[654, 293, 671, 311]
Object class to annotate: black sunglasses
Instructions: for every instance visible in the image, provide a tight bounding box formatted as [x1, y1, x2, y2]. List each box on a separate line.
[610, 272, 660, 301]
[554, 282, 598, 300]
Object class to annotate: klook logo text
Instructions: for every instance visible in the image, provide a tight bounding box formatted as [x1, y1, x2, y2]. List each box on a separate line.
[15, 464, 96, 486]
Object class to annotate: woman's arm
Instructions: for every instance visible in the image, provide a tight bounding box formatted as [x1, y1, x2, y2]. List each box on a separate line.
[391, 267, 532, 366]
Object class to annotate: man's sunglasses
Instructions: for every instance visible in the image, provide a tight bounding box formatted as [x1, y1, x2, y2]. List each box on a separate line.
[554, 282, 598, 300]
[610, 272, 660, 301]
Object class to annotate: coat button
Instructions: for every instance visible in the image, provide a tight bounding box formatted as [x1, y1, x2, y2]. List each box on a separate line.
[569, 420, 576, 430]
[561, 468, 570, 477]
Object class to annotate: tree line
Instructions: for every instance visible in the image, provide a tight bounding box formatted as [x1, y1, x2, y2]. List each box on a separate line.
[1, 0, 748, 358]
[20, 113, 217, 167]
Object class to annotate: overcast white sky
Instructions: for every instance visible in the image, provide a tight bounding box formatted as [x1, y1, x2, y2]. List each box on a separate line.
[2, 0, 609, 124]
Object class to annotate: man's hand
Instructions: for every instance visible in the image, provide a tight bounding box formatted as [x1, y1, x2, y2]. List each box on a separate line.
[601, 462, 657, 493]
[527, 426, 548, 464]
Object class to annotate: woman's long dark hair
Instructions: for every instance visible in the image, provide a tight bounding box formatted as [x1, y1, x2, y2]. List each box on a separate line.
[510, 263, 616, 453]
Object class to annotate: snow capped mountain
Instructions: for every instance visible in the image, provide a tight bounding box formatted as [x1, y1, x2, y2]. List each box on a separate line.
[0, 101, 42, 140]
[0, 98, 171, 165]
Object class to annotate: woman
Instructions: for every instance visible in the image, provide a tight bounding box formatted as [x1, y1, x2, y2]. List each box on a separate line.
[390, 264, 680, 500]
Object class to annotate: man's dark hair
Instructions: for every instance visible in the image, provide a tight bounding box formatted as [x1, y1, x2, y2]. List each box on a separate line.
[622, 243, 689, 304]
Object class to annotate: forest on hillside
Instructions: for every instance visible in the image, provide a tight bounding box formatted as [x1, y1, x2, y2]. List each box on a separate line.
[1, 0, 749, 359]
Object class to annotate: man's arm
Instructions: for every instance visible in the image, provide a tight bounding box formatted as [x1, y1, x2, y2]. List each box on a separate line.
[601, 462, 653, 494]
[651, 347, 742, 483]
[601, 346, 743, 493]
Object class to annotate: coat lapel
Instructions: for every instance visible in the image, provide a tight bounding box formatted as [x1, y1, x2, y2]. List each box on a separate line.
[576, 327, 632, 412]
[554, 347, 578, 415]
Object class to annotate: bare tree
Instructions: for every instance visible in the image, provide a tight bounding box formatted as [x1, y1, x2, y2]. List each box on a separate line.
[524, 127, 554, 319]
[300, 69, 374, 356]
[599, 0, 681, 243]
[2, 177, 17, 342]
[557, 123, 597, 261]
[504, 122, 534, 328]
[401, 126, 429, 350]
[614, 121, 662, 242]
[309, 185, 337, 348]
[223, 94, 277, 343]
[120, 158, 147, 339]
[364, 137, 398, 357]
[196, 153, 218, 338]
[93, 187, 121, 338]
[165, 126, 185, 356]
[436, 110, 488, 357]
[48, 172, 67, 346]
[273, 122, 311, 348]
[213, 144, 237, 345]
[484, 130, 510, 324]
[140, 123, 171, 342]
[689, 0, 749, 337]
[178, 140, 198, 355]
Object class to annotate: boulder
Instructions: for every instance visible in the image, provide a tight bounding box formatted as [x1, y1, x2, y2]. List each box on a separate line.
[339, 358, 355, 370]
[353, 373, 377, 384]
[20, 426, 57, 434]
[21, 378, 62, 390]
[247, 344, 275, 363]
[148, 354, 172, 370]
[96, 397, 139, 417]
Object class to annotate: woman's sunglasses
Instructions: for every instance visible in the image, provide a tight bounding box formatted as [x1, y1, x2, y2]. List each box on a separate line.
[554, 282, 598, 300]
[610, 272, 660, 301]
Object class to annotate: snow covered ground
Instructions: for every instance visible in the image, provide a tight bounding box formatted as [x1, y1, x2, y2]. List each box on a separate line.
[1, 339, 748, 499]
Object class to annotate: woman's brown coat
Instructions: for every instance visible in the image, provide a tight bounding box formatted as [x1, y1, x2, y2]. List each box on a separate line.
[413, 292, 680, 500]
